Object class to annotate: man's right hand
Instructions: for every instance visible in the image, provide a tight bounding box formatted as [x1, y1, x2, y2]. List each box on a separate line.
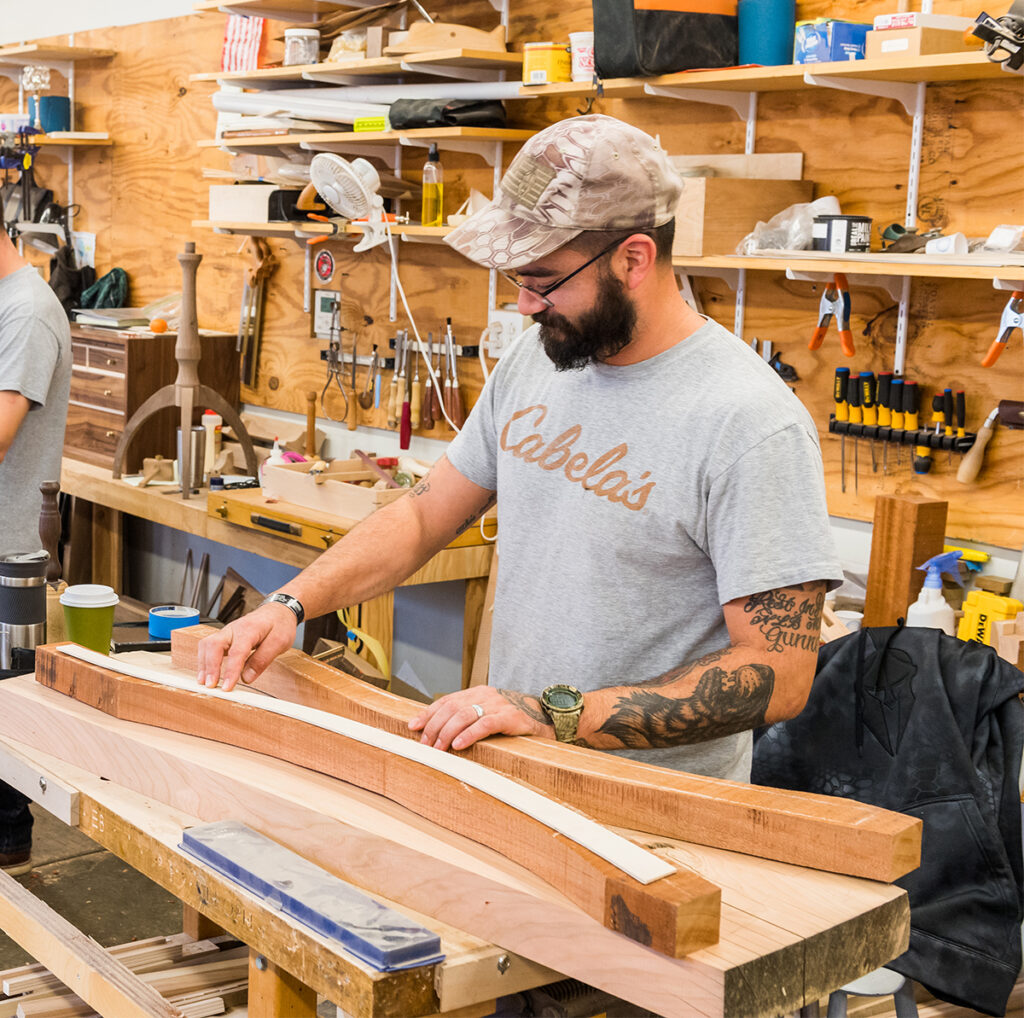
[195, 602, 297, 692]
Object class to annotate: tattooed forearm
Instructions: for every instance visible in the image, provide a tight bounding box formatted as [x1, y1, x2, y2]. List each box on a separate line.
[409, 479, 431, 498]
[597, 662, 775, 748]
[635, 646, 732, 687]
[743, 586, 824, 653]
[499, 689, 550, 726]
[454, 493, 498, 537]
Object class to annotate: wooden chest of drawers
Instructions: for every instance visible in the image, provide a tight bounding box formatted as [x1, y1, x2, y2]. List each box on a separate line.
[66, 326, 239, 474]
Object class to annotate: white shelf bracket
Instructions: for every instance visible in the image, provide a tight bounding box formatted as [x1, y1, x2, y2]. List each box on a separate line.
[894, 275, 911, 376]
[675, 265, 741, 290]
[399, 136, 505, 166]
[784, 267, 904, 303]
[400, 61, 508, 82]
[643, 83, 757, 125]
[802, 72, 919, 116]
[298, 139, 398, 169]
[994, 277, 1024, 291]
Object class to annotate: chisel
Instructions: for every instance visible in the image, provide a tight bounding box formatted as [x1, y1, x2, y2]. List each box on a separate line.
[447, 318, 465, 429]
[833, 367, 850, 493]
[421, 332, 435, 430]
[876, 372, 893, 474]
[399, 330, 412, 449]
[410, 347, 422, 432]
[386, 333, 401, 429]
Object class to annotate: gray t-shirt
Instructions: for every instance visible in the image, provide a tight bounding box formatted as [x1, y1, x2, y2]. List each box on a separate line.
[447, 317, 842, 781]
[0, 265, 72, 556]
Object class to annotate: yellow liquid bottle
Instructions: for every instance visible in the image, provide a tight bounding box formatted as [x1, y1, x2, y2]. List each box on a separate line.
[421, 143, 443, 227]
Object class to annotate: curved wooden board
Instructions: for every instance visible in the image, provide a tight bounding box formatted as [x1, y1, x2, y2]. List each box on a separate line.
[34, 644, 720, 959]
[171, 626, 921, 882]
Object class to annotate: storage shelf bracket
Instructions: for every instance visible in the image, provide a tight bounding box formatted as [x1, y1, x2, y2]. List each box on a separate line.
[802, 73, 919, 116]
[400, 62, 508, 82]
[305, 70, 407, 86]
[400, 233, 448, 245]
[675, 265, 741, 291]
[994, 276, 1024, 291]
[643, 83, 755, 122]
[398, 136, 503, 166]
[299, 139, 399, 169]
[784, 267, 904, 303]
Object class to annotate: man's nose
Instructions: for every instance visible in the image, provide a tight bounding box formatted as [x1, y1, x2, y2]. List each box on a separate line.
[517, 287, 549, 315]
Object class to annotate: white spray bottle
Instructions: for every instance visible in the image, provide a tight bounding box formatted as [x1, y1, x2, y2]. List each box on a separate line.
[906, 550, 963, 636]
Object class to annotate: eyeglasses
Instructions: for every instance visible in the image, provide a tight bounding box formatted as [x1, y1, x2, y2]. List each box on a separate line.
[497, 237, 624, 309]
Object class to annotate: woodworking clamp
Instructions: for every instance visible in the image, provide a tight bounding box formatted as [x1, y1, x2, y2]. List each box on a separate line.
[981, 291, 1023, 367]
[809, 274, 855, 357]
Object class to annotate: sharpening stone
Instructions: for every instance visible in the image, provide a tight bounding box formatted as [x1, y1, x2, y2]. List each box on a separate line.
[180, 820, 444, 971]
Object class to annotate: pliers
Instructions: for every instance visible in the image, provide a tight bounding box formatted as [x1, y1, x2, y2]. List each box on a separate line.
[981, 290, 1023, 367]
[809, 273, 855, 357]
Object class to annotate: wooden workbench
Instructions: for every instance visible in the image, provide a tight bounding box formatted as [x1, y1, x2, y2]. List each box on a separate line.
[0, 671, 911, 1018]
[59, 457, 495, 686]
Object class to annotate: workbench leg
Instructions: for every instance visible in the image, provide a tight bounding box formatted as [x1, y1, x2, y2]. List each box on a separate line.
[360, 592, 394, 672]
[462, 576, 489, 689]
[248, 951, 317, 1017]
[91, 503, 123, 590]
[182, 903, 222, 941]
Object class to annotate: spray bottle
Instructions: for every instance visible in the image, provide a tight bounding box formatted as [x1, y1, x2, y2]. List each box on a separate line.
[906, 550, 963, 635]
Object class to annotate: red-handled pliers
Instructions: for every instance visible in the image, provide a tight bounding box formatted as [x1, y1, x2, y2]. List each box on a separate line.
[809, 273, 855, 357]
[981, 291, 1023, 367]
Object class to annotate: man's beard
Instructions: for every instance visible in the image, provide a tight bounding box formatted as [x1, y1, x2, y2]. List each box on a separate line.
[535, 269, 638, 371]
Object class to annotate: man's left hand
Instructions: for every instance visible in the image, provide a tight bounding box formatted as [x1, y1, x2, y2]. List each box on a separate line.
[409, 687, 554, 751]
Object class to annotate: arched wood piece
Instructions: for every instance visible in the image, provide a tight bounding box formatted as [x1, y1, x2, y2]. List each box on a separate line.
[35, 644, 721, 959]
[171, 626, 922, 883]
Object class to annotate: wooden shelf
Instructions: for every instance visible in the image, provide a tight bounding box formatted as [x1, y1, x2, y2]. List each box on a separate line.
[675, 251, 1024, 283]
[192, 48, 522, 89]
[0, 43, 115, 66]
[29, 133, 111, 147]
[193, 0, 364, 19]
[195, 219, 453, 239]
[201, 126, 533, 153]
[519, 51, 1009, 99]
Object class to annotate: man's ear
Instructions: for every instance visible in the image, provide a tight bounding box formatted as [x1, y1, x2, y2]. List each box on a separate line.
[617, 234, 658, 290]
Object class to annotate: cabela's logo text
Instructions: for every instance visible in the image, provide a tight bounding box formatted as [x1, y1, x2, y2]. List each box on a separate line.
[499, 405, 654, 510]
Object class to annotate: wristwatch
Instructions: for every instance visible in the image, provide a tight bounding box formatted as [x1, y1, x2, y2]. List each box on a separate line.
[260, 592, 305, 625]
[540, 684, 585, 742]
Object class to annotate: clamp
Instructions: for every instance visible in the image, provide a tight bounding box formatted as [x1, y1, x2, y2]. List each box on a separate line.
[981, 290, 1024, 367]
[808, 273, 855, 357]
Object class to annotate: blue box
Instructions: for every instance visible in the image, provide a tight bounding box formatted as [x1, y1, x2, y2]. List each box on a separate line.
[794, 19, 870, 63]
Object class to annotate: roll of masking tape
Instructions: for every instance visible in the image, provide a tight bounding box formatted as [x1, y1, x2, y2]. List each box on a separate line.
[149, 605, 201, 639]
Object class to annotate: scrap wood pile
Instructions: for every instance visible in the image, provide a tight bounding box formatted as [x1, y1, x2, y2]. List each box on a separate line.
[0, 934, 247, 1018]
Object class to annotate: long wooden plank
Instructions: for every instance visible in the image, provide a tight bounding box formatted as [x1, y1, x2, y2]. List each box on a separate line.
[34, 645, 721, 959]
[172, 627, 920, 882]
[0, 678, 909, 1018]
[0, 868, 184, 1018]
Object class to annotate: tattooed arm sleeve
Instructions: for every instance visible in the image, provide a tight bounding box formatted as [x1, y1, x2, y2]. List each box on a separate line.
[575, 581, 827, 750]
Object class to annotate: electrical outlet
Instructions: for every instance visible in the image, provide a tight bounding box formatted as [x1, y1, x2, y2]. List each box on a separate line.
[486, 305, 530, 358]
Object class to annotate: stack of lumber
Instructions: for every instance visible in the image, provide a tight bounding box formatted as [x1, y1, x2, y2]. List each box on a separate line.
[0, 935, 247, 1017]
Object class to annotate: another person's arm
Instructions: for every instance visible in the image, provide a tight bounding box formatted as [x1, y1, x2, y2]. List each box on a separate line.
[196, 455, 495, 690]
[409, 580, 826, 750]
[0, 390, 30, 463]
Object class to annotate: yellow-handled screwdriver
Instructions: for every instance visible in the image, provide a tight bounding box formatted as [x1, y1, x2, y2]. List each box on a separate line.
[860, 371, 878, 473]
[834, 367, 850, 493]
[877, 372, 892, 474]
[890, 378, 905, 467]
[847, 372, 862, 493]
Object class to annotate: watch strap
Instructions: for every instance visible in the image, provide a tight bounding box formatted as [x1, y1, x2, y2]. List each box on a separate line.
[548, 709, 581, 743]
[260, 592, 305, 624]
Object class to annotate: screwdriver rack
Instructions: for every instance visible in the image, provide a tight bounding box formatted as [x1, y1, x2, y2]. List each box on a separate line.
[828, 417, 977, 453]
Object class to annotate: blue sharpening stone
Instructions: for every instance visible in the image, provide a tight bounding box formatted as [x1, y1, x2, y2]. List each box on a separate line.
[180, 820, 444, 971]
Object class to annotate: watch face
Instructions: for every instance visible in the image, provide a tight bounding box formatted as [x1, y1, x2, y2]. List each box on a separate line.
[546, 688, 579, 710]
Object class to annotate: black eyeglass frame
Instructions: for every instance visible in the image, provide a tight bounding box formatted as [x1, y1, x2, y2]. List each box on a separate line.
[496, 236, 625, 309]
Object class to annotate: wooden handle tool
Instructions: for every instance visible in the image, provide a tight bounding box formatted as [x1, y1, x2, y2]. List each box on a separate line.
[386, 334, 401, 429]
[957, 408, 998, 484]
[421, 332, 435, 430]
[305, 391, 317, 457]
[352, 449, 402, 488]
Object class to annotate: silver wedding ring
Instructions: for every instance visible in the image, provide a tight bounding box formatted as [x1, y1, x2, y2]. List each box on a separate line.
[470, 703, 484, 719]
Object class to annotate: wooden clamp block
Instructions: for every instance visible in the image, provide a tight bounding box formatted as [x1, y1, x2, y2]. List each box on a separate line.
[863, 495, 948, 628]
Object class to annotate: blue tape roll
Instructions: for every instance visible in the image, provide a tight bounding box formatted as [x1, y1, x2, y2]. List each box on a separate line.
[149, 605, 200, 639]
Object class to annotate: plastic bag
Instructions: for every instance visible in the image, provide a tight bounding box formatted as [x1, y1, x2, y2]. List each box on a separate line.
[736, 195, 842, 255]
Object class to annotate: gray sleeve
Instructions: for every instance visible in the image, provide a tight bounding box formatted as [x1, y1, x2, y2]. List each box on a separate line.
[445, 364, 500, 490]
[706, 423, 843, 604]
[0, 316, 60, 407]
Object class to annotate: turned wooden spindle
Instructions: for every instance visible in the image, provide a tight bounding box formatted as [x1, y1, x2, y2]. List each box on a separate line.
[305, 391, 317, 458]
[38, 480, 62, 586]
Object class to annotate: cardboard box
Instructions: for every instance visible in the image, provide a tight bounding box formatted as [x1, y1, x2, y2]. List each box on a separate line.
[794, 20, 870, 63]
[672, 178, 814, 257]
[865, 27, 974, 60]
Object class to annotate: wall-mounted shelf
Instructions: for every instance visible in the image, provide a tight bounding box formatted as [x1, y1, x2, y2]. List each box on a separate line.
[195, 219, 452, 242]
[29, 133, 111, 147]
[0, 43, 115, 70]
[679, 252, 1024, 283]
[192, 49, 522, 90]
[193, 0, 353, 18]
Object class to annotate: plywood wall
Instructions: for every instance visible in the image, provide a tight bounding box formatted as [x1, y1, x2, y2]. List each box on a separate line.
[12, 0, 1024, 548]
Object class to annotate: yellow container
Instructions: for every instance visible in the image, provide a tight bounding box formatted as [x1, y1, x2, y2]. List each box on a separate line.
[956, 590, 1024, 645]
[522, 42, 571, 84]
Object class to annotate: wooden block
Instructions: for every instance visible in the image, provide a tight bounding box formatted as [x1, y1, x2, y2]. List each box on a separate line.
[34, 646, 722, 959]
[669, 153, 804, 180]
[248, 953, 316, 1018]
[865, 26, 976, 60]
[169, 627, 921, 883]
[863, 495, 948, 628]
[975, 574, 1015, 596]
[671, 179, 814, 257]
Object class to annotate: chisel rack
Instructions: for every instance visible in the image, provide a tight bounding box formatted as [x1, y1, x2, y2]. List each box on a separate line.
[828, 417, 977, 453]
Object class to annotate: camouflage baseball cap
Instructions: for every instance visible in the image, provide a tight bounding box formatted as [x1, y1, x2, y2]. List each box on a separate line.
[444, 114, 683, 270]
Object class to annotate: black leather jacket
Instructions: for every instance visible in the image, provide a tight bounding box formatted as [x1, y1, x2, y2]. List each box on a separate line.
[753, 625, 1023, 1016]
